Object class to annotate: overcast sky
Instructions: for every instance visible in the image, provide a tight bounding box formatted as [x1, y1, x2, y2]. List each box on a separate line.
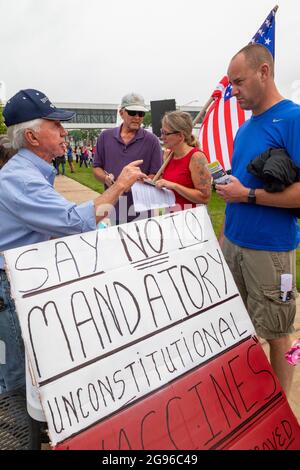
[1, 0, 300, 106]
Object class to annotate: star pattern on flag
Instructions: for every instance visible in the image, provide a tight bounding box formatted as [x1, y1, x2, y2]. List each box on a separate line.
[251, 9, 275, 55]
[224, 9, 275, 101]
[224, 86, 232, 101]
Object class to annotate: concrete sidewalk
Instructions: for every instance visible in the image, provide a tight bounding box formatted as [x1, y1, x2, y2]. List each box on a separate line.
[55, 175, 300, 424]
[54, 174, 100, 204]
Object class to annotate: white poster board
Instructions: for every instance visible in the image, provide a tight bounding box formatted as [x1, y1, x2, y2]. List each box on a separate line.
[4, 207, 255, 445]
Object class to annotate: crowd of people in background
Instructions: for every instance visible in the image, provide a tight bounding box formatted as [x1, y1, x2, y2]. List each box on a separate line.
[52, 142, 96, 175]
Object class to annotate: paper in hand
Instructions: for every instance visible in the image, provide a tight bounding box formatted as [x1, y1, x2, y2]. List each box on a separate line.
[131, 181, 176, 212]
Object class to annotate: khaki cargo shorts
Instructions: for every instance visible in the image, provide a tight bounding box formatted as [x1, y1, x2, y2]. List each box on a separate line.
[223, 237, 297, 340]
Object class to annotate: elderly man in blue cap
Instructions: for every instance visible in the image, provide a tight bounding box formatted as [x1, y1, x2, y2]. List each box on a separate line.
[0, 89, 146, 395]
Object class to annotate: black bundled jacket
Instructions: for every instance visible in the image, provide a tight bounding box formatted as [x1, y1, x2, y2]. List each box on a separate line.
[247, 148, 300, 218]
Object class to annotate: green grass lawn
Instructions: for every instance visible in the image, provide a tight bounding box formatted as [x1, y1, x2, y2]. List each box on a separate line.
[65, 162, 104, 192]
[65, 162, 300, 289]
[207, 190, 226, 238]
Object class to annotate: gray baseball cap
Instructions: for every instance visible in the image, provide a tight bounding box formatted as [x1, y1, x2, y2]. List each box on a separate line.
[120, 93, 148, 112]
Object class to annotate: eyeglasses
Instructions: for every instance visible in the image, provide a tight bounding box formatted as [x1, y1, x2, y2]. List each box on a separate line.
[160, 129, 180, 136]
[126, 109, 145, 117]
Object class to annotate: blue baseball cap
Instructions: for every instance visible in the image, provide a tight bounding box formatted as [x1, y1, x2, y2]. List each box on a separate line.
[3, 89, 76, 127]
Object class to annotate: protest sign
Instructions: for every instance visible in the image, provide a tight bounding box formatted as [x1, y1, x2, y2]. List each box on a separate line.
[4, 207, 300, 448]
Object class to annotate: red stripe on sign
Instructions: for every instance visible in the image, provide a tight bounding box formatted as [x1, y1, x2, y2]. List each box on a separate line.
[55, 337, 300, 450]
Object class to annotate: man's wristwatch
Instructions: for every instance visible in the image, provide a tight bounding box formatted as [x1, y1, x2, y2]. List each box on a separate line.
[248, 188, 256, 204]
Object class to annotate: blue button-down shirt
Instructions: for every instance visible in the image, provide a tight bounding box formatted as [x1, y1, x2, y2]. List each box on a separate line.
[0, 149, 96, 255]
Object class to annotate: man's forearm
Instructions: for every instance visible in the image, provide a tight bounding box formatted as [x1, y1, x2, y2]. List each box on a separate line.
[255, 182, 300, 208]
[93, 181, 125, 223]
[217, 178, 300, 208]
[93, 167, 106, 184]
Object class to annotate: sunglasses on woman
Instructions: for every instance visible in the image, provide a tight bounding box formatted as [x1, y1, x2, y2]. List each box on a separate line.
[126, 110, 145, 117]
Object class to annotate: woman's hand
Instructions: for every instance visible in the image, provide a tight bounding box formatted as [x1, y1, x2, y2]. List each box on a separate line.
[155, 179, 176, 190]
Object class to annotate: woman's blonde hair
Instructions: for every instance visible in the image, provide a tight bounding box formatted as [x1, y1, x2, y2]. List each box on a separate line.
[162, 111, 199, 147]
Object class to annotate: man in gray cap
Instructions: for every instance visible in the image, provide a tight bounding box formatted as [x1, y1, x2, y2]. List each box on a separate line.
[93, 92, 163, 224]
[0, 89, 146, 396]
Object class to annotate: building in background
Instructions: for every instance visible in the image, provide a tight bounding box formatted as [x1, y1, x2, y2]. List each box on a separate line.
[54, 101, 202, 131]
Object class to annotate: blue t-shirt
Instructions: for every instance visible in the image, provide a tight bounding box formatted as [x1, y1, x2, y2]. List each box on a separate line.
[225, 100, 300, 251]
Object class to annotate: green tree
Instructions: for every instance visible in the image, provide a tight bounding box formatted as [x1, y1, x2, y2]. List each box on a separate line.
[143, 111, 152, 128]
[68, 129, 101, 146]
[0, 105, 7, 135]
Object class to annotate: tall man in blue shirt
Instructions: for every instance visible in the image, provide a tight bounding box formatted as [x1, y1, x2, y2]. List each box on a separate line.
[216, 44, 300, 396]
[0, 89, 147, 394]
[93, 93, 163, 224]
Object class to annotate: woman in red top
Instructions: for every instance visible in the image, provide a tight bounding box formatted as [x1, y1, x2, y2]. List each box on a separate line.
[155, 111, 211, 210]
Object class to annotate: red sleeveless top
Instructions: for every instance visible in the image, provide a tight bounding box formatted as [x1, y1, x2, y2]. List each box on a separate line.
[163, 147, 202, 209]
